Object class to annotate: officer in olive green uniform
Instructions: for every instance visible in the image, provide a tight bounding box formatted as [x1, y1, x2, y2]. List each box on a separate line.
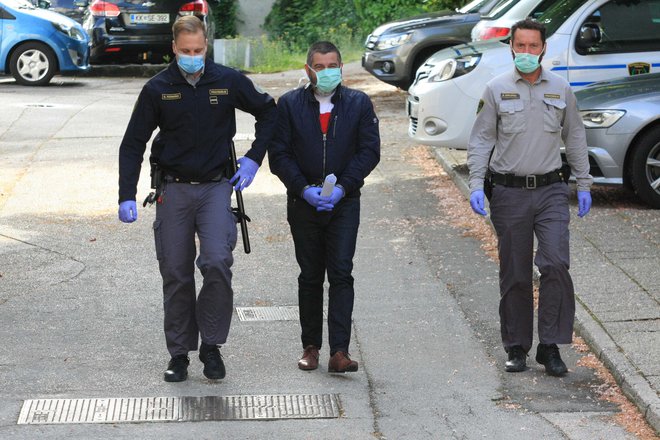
[467, 18, 592, 376]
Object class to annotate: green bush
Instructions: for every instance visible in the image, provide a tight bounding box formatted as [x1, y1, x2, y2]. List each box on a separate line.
[211, 0, 238, 39]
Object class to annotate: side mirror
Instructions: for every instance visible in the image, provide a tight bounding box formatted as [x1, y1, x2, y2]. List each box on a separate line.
[37, 0, 50, 8]
[577, 23, 601, 49]
[73, 0, 88, 7]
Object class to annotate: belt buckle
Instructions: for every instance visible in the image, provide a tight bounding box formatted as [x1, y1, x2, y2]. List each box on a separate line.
[525, 175, 536, 189]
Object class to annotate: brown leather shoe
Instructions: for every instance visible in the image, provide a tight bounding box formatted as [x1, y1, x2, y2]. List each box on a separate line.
[328, 351, 358, 373]
[298, 345, 319, 370]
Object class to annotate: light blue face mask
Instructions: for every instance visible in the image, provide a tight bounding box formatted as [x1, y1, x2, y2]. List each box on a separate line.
[177, 53, 205, 74]
[512, 50, 542, 74]
[313, 67, 342, 93]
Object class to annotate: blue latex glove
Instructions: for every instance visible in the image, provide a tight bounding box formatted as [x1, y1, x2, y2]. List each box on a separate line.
[302, 187, 333, 212]
[577, 191, 591, 217]
[470, 190, 487, 216]
[230, 156, 259, 191]
[118, 200, 137, 223]
[328, 186, 344, 206]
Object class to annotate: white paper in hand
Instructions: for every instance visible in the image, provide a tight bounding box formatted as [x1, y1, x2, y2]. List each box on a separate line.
[320, 173, 337, 197]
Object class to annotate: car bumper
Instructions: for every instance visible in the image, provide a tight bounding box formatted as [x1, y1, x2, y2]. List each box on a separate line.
[563, 129, 633, 185]
[407, 78, 480, 149]
[362, 48, 408, 85]
[90, 29, 172, 63]
[52, 32, 90, 72]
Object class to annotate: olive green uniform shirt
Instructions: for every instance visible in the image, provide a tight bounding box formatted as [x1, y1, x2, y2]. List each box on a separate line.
[467, 68, 592, 192]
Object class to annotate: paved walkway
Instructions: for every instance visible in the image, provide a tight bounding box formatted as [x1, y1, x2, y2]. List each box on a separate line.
[433, 146, 660, 433]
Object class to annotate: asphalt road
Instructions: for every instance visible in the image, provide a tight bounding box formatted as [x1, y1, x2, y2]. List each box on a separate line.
[0, 65, 656, 439]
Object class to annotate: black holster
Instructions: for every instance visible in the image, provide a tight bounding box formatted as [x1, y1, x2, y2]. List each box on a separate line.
[484, 169, 494, 201]
[143, 162, 164, 207]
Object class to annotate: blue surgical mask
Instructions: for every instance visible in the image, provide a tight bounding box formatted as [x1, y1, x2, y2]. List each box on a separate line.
[313, 67, 342, 93]
[512, 50, 542, 74]
[177, 53, 205, 74]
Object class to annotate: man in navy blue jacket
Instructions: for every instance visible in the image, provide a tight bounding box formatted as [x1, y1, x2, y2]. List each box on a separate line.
[269, 41, 380, 373]
[118, 16, 276, 382]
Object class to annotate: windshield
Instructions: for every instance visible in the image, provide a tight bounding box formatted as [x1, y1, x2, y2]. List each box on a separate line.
[482, 0, 521, 19]
[537, 0, 587, 37]
[460, 0, 491, 13]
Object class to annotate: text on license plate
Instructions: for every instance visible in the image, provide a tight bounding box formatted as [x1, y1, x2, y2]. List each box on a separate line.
[129, 13, 169, 24]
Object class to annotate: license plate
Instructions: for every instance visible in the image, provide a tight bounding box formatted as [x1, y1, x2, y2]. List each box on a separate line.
[129, 13, 169, 24]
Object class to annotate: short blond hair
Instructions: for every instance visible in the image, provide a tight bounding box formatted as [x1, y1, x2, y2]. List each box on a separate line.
[172, 16, 207, 42]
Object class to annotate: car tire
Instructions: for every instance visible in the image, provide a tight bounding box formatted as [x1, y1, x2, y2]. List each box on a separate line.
[628, 125, 660, 209]
[9, 42, 57, 86]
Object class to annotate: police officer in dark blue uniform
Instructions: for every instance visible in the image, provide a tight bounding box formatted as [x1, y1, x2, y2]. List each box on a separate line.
[117, 16, 276, 382]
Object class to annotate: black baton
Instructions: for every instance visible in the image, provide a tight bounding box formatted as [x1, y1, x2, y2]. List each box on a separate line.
[230, 141, 251, 254]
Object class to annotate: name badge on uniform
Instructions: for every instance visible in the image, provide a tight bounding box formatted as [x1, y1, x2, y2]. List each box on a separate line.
[162, 93, 181, 101]
[544, 93, 561, 99]
[209, 89, 228, 96]
[501, 93, 520, 100]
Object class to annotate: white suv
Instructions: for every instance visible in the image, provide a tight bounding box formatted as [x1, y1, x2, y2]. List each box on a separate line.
[407, 0, 660, 150]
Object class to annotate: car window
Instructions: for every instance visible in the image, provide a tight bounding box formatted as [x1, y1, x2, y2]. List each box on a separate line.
[461, 0, 499, 14]
[538, 0, 587, 37]
[580, 0, 660, 54]
[529, 0, 558, 19]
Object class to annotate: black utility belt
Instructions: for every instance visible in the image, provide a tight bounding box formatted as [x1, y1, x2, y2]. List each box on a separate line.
[490, 170, 563, 189]
[164, 173, 226, 185]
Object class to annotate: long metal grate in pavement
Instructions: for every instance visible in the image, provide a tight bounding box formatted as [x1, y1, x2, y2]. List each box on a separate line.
[17, 394, 341, 425]
[236, 306, 327, 321]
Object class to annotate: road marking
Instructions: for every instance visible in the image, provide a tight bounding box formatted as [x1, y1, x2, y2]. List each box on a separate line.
[236, 306, 328, 321]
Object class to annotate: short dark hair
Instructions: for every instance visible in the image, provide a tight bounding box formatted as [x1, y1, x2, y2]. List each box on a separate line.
[306, 41, 342, 66]
[511, 18, 546, 45]
[172, 15, 207, 42]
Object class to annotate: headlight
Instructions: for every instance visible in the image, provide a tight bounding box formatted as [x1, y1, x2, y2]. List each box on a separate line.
[52, 21, 86, 41]
[374, 32, 413, 50]
[579, 110, 625, 128]
[428, 55, 481, 82]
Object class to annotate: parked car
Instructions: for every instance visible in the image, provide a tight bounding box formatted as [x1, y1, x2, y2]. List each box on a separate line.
[47, 0, 86, 23]
[0, 0, 90, 85]
[574, 73, 660, 208]
[471, 0, 556, 41]
[82, 0, 214, 64]
[407, 0, 660, 150]
[361, 0, 503, 89]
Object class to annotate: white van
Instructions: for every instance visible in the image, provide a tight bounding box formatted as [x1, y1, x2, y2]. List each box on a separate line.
[407, 0, 660, 149]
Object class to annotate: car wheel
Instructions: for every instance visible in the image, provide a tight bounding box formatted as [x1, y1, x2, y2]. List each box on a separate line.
[628, 125, 660, 209]
[9, 42, 57, 86]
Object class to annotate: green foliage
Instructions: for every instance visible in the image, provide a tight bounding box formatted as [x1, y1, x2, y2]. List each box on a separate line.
[211, 0, 238, 39]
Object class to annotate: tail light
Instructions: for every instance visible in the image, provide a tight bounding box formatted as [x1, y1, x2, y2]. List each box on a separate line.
[89, 0, 121, 17]
[179, 0, 208, 16]
[479, 27, 511, 40]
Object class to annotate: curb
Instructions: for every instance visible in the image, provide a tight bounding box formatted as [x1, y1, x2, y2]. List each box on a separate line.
[431, 145, 660, 435]
[81, 64, 169, 78]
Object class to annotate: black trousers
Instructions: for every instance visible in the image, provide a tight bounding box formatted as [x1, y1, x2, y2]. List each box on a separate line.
[287, 195, 360, 355]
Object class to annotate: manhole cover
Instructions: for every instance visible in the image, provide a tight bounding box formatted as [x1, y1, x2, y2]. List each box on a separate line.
[18, 394, 341, 425]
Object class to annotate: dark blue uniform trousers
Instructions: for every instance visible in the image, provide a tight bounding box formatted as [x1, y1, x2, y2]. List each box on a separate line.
[489, 182, 575, 354]
[287, 195, 360, 355]
[153, 180, 237, 357]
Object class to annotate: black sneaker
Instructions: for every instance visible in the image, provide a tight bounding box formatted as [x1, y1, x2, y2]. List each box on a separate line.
[504, 345, 527, 372]
[536, 343, 568, 377]
[199, 343, 226, 380]
[164, 355, 189, 382]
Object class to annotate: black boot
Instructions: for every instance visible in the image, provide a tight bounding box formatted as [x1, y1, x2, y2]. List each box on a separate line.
[504, 345, 527, 372]
[164, 355, 189, 382]
[536, 344, 568, 376]
[199, 343, 226, 380]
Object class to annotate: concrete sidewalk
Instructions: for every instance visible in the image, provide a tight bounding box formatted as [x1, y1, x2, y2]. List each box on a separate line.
[432, 146, 660, 433]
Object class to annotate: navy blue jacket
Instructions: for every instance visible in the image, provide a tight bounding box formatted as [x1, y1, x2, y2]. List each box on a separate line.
[268, 84, 380, 198]
[118, 59, 276, 203]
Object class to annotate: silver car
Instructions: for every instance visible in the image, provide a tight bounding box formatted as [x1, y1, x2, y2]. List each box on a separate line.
[575, 73, 660, 209]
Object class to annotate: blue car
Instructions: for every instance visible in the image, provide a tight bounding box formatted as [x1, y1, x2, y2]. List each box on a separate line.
[0, 0, 89, 85]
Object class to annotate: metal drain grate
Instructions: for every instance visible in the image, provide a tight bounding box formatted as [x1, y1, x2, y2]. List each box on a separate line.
[235, 306, 328, 321]
[18, 394, 340, 425]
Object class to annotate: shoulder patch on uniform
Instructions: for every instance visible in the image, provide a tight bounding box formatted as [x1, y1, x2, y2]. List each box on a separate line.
[500, 93, 520, 100]
[209, 89, 229, 96]
[544, 93, 561, 99]
[477, 99, 484, 114]
[161, 93, 181, 101]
